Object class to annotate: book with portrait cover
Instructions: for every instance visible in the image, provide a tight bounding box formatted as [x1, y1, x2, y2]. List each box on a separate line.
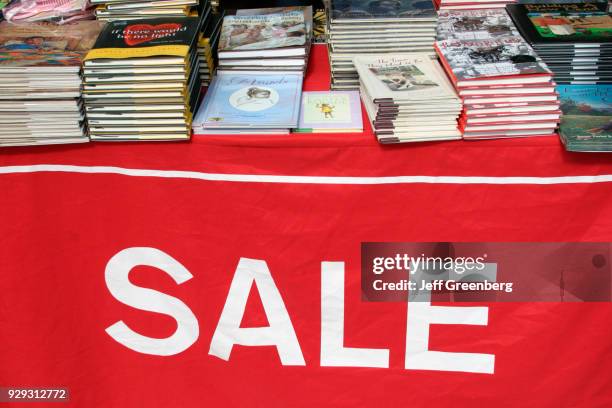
[84, 17, 201, 62]
[192, 72, 303, 130]
[354, 53, 460, 103]
[506, 2, 612, 45]
[558, 84, 612, 151]
[436, 9, 521, 41]
[295, 91, 363, 133]
[330, 0, 436, 22]
[435, 37, 552, 86]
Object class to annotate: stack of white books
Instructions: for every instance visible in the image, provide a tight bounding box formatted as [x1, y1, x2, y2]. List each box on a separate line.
[354, 53, 462, 144]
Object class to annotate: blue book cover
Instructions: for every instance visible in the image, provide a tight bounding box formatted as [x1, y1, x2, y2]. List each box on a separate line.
[558, 84, 612, 151]
[193, 72, 303, 129]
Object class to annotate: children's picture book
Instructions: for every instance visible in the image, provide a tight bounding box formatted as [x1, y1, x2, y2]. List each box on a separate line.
[437, 9, 521, 41]
[295, 91, 363, 133]
[193, 72, 303, 130]
[507, 2, 612, 44]
[558, 84, 612, 151]
[218, 8, 308, 52]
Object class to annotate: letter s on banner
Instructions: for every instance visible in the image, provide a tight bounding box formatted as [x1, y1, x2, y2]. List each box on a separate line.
[105, 247, 200, 356]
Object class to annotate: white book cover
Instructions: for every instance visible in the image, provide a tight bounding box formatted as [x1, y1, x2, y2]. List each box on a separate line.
[354, 53, 460, 103]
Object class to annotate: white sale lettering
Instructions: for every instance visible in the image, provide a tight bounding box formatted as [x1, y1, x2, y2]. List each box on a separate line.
[105, 247, 496, 374]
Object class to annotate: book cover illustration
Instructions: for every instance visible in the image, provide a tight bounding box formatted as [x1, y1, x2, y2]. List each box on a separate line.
[436, 38, 550, 81]
[331, 0, 436, 20]
[0, 20, 104, 67]
[437, 9, 521, 41]
[298, 91, 362, 129]
[528, 12, 611, 41]
[371, 64, 439, 91]
[558, 84, 611, 141]
[508, 3, 611, 44]
[355, 54, 459, 100]
[85, 17, 200, 61]
[194, 73, 303, 128]
[219, 9, 307, 51]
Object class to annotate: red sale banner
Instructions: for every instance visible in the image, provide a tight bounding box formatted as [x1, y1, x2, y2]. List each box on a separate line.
[1, 135, 612, 407]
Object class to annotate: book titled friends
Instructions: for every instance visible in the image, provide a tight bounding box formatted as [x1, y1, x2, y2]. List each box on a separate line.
[295, 91, 363, 133]
[193, 72, 303, 130]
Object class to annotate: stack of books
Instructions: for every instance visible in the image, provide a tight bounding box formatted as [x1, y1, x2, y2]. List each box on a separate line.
[435, 9, 561, 140]
[0, 21, 103, 146]
[558, 84, 611, 152]
[507, 2, 612, 85]
[82, 17, 202, 141]
[354, 53, 462, 144]
[192, 72, 303, 135]
[435, 0, 516, 11]
[328, 0, 437, 90]
[92, 0, 199, 21]
[198, 10, 224, 86]
[216, 6, 312, 74]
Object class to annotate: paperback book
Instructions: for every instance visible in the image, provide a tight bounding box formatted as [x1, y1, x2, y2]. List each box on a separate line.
[193, 72, 303, 132]
[558, 84, 612, 151]
[295, 91, 363, 133]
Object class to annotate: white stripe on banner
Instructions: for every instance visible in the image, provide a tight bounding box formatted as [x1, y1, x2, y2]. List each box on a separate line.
[1, 164, 612, 185]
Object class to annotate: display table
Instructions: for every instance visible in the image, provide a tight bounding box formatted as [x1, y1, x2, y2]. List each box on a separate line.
[0, 44, 611, 407]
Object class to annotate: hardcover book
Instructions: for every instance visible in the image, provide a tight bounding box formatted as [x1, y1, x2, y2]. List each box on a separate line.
[507, 2, 612, 45]
[558, 84, 612, 151]
[437, 9, 521, 41]
[193, 72, 303, 129]
[84, 17, 201, 62]
[330, 0, 436, 21]
[0, 20, 104, 70]
[218, 8, 309, 52]
[295, 91, 363, 133]
[354, 53, 459, 102]
[435, 37, 551, 83]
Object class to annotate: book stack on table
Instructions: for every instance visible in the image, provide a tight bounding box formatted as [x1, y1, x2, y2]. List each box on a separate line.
[435, 8, 561, 139]
[328, 0, 437, 90]
[507, 2, 612, 85]
[0, 20, 103, 146]
[82, 17, 202, 141]
[198, 9, 224, 86]
[355, 53, 462, 144]
[216, 6, 312, 74]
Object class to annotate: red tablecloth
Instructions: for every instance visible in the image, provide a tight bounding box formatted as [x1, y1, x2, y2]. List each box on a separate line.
[0, 44, 611, 408]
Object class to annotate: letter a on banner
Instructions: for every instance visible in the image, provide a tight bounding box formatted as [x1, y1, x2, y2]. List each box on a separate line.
[209, 258, 305, 365]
